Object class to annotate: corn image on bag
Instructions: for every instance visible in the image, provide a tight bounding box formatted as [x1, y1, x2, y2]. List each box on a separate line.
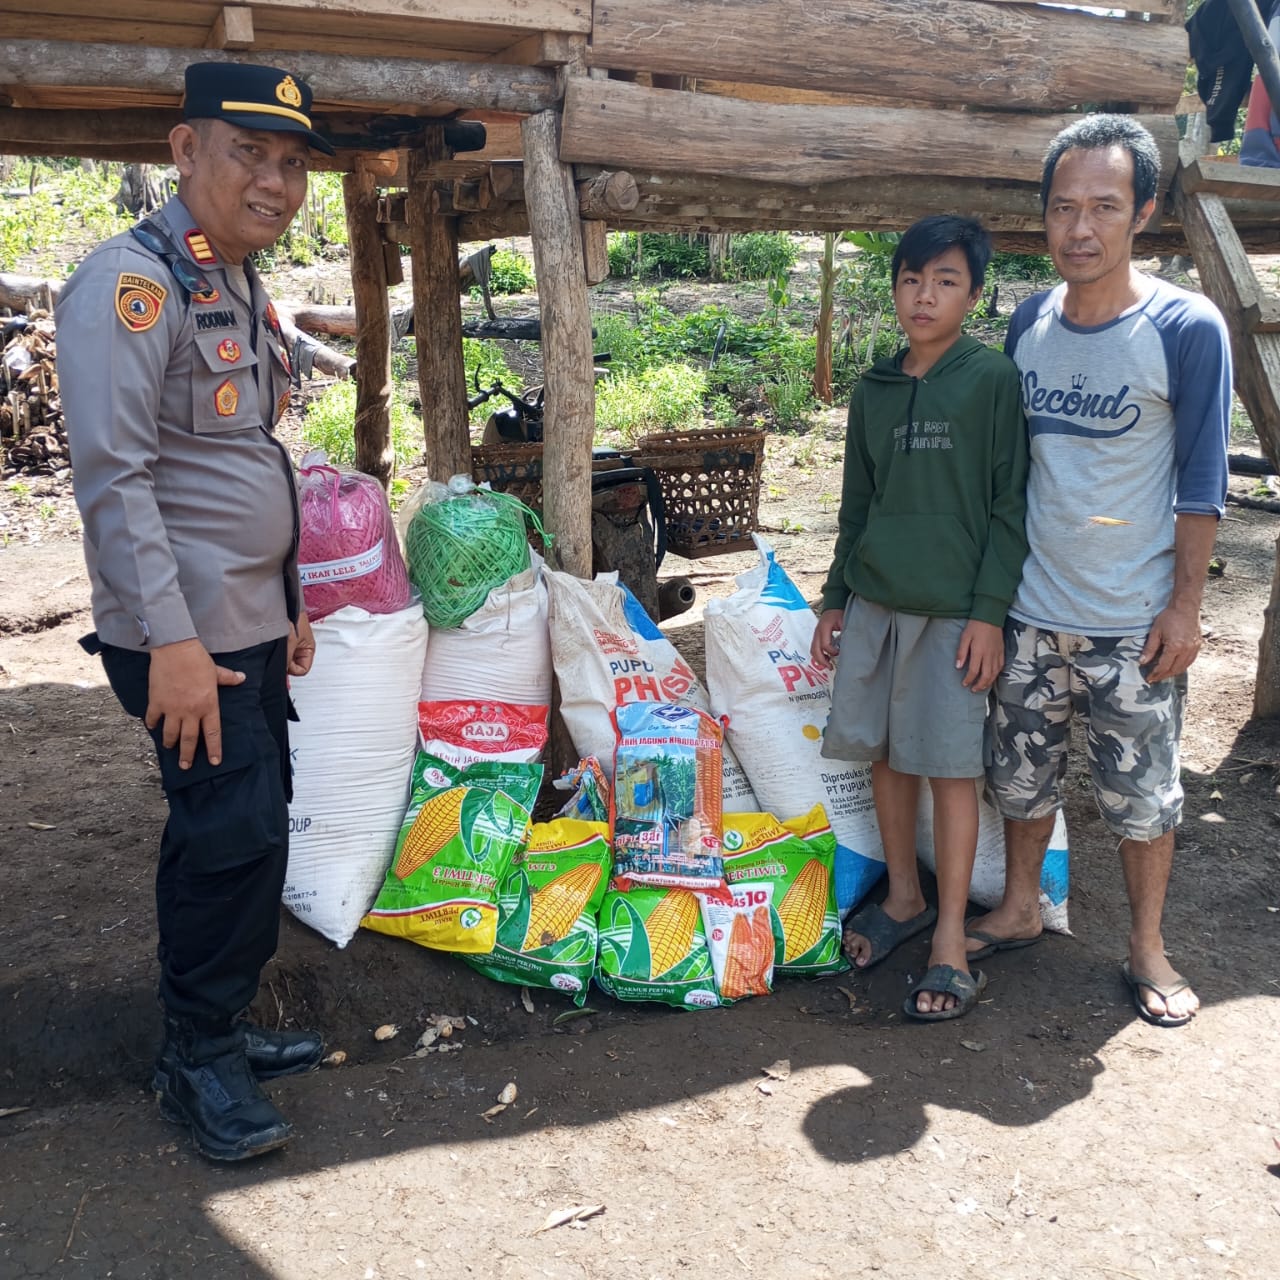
[610, 702, 731, 902]
[595, 886, 721, 1008]
[362, 751, 541, 954]
[463, 818, 610, 1003]
[722, 806, 848, 976]
[699, 885, 775, 1002]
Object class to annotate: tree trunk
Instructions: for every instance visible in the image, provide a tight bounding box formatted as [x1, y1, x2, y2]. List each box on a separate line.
[407, 131, 469, 485]
[343, 167, 395, 489]
[521, 108, 595, 578]
[813, 232, 837, 405]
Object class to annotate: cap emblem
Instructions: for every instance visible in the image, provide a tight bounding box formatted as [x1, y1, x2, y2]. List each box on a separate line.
[276, 76, 303, 108]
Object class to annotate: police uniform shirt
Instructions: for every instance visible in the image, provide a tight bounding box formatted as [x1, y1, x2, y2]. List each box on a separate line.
[58, 195, 300, 654]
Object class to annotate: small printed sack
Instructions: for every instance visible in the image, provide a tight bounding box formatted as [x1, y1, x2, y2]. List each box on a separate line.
[610, 702, 731, 902]
[699, 885, 775, 1002]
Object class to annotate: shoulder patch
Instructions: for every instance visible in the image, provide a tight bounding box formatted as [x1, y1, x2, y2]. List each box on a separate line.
[185, 230, 217, 265]
[115, 273, 168, 333]
[214, 379, 240, 417]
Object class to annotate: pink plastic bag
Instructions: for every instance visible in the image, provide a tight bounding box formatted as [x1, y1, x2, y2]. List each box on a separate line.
[297, 457, 412, 620]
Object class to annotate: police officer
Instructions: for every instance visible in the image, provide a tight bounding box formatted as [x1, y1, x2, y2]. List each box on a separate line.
[58, 62, 336, 1161]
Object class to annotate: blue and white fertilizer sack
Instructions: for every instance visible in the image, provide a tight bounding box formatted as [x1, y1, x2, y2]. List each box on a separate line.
[704, 537, 883, 916]
[917, 792, 1070, 933]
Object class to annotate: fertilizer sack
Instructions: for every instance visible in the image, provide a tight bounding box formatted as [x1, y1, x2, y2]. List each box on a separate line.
[462, 817, 611, 1004]
[361, 752, 541, 954]
[418, 699, 549, 765]
[723, 806, 847, 976]
[594, 886, 721, 1009]
[544, 567, 757, 811]
[611, 702, 731, 902]
[704, 537, 882, 915]
[420, 563, 552, 707]
[297, 454, 412, 621]
[283, 602, 427, 947]
[917, 788, 1071, 933]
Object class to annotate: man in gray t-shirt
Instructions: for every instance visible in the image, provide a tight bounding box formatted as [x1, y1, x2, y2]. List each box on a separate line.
[968, 115, 1230, 1028]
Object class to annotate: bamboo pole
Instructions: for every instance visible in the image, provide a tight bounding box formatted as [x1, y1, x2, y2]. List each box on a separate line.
[521, 108, 594, 577]
[342, 166, 395, 488]
[407, 130, 470, 484]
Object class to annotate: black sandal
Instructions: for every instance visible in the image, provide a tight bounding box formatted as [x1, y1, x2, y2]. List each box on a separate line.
[842, 902, 937, 969]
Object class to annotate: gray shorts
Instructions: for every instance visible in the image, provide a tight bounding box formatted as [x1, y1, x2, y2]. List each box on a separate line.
[984, 619, 1185, 841]
[820, 597, 987, 778]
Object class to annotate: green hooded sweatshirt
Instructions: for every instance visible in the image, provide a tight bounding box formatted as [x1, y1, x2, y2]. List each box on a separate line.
[820, 335, 1029, 626]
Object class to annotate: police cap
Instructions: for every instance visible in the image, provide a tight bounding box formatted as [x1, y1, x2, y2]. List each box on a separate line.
[183, 61, 335, 156]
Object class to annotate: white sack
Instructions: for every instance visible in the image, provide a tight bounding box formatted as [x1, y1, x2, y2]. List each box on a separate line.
[283, 602, 428, 946]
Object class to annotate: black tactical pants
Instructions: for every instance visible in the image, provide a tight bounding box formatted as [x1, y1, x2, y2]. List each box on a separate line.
[94, 636, 292, 1027]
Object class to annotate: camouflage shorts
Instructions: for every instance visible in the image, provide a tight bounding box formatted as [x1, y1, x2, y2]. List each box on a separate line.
[984, 620, 1186, 842]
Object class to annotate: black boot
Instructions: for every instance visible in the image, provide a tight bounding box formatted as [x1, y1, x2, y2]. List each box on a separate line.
[241, 1022, 325, 1080]
[154, 1019, 292, 1162]
[153, 1019, 324, 1088]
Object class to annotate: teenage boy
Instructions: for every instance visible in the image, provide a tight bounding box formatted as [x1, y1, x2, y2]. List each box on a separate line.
[810, 215, 1028, 1022]
[966, 115, 1231, 1028]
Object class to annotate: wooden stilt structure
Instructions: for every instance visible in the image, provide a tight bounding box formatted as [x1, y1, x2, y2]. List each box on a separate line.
[342, 165, 394, 488]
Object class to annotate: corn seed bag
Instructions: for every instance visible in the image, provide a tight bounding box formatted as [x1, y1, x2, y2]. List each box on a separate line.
[595, 886, 721, 1008]
[722, 806, 848, 976]
[361, 752, 541, 954]
[463, 818, 610, 1004]
[699, 885, 775, 1002]
[610, 702, 731, 902]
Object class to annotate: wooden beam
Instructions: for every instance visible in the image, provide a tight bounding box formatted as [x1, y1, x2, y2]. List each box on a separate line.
[521, 108, 594, 577]
[560, 77, 1179, 191]
[206, 6, 254, 51]
[407, 134, 469, 484]
[343, 168, 395, 489]
[256, 0, 591, 34]
[1178, 154, 1280, 202]
[581, 219, 609, 285]
[0, 39, 561, 114]
[587, 0, 1186, 112]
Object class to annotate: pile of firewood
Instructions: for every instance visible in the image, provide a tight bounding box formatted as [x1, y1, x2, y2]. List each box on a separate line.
[1, 313, 65, 475]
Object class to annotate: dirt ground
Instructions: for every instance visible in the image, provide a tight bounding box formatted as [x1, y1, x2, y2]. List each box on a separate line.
[3, 420, 1280, 1278]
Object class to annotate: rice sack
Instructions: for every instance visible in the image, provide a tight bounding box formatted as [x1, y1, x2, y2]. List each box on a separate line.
[722, 806, 847, 976]
[611, 702, 731, 901]
[362, 752, 541, 954]
[699, 885, 775, 1002]
[595, 886, 721, 1009]
[463, 818, 610, 1004]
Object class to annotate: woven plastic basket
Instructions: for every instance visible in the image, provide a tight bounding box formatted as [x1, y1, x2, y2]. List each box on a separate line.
[471, 444, 635, 514]
[633, 427, 765, 558]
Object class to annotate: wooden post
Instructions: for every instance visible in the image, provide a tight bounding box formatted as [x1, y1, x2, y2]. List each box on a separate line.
[342, 165, 395, 488]
[521, 108, 595, 578]
[408, 130, 470, 483]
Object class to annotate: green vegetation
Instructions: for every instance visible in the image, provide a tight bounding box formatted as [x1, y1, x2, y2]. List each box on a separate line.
[0, 161, 132, 273]
[606, 230, 798, 282]
[301, 378, 421, 470]
[595, 363, 709, 441]
[487, 248, 536, 294]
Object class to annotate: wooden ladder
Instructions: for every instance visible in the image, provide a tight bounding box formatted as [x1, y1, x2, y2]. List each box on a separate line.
[1173, 146, 1280, 453]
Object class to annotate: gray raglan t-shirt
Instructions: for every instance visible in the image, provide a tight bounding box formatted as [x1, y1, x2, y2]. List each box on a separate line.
[1004, 277, 1231, 637]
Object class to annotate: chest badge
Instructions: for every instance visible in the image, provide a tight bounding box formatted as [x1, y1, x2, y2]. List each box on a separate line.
[193, 287, 221, 305]
[114, 272, 167, 333]
[216, 338, 242, 364]
[214, 379, 240, 417]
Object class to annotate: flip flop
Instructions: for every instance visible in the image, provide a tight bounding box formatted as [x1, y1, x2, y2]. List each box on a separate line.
[903, 964, 988, 1022]
[842, 902, 937, 969]
[1121, 960, 1197, 1028]
[964, 918, 1044, 962]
